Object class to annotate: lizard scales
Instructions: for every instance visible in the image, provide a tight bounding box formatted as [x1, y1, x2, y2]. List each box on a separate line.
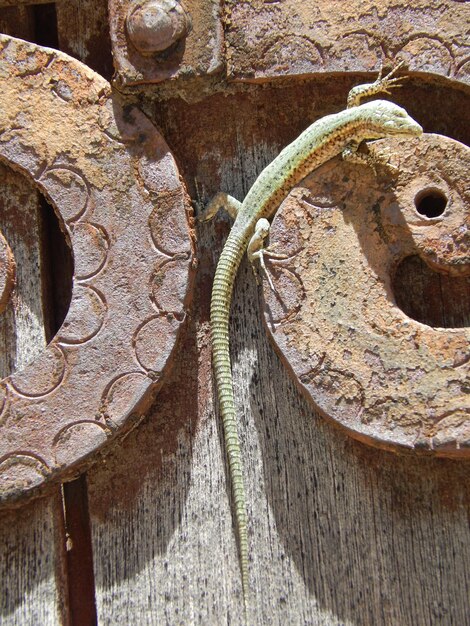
[208, 67, 423, 609]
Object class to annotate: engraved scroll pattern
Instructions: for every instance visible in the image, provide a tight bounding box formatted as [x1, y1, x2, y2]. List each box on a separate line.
[0, 36, 194, 505]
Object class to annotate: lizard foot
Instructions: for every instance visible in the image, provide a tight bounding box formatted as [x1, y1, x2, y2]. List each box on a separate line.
[249, 248, 276, 291]
[248, 218, 287, 291]
[347, 59, 407, 108]
[372, 146, 401, 174]
[262, 244, 289, 260]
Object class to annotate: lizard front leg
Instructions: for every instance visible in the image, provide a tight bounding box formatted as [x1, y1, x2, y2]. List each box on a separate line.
[199, 191, 242, 221]
[342, 140, 379, 172]
[342, 139, 399, 174]
[347, 60, 406, 108]
[247, 218, 287, 291]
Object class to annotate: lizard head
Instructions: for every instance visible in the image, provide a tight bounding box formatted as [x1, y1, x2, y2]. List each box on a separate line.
[362, 100, 423, 139]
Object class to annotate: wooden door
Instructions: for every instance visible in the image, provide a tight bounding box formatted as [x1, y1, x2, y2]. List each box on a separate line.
[0, 2, 469, 624]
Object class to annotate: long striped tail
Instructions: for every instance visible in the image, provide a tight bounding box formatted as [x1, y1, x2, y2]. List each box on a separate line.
[210, 227, 250, 607]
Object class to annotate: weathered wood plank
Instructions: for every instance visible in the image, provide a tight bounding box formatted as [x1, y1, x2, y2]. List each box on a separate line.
[87, 271, 470, 624]
[87, 80, 470, 625]
[0, 493, 68, 625]
[0, 169, 70, 622]
[0, 3, 58, 48]
[0, 0, 112, 79]
[0, 5, 34, 40]
[0, 164, 47, 378]
[0, 26, 467, 624]
[56, 0, 113, 79]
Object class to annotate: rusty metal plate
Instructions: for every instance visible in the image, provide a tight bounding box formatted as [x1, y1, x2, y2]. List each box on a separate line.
[0, 35, 195, 506]
[263, 133, 469, 457]
[225, 0, 470, 85]
[109, 0, 224, 85]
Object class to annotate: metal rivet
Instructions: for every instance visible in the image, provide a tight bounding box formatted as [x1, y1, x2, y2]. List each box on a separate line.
[126, 0, 191, 54]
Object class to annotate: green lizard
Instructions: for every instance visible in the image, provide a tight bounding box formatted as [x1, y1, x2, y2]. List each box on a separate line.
[203, 64, 423, 609]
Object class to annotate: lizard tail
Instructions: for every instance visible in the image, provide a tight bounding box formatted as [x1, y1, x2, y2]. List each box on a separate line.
[210, 227, 250, 606]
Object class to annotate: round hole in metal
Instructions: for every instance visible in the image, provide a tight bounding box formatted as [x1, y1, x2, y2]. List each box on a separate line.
[414, 188, 448, 219]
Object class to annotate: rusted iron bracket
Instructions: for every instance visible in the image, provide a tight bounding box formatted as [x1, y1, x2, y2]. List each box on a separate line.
[225, 0, 470, 85]
[263, 133, 469, 457]
[109, 0, 470, 87]
[0, 35, 195, 506]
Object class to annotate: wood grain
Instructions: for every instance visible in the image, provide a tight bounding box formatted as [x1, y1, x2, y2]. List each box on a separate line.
[56, 0, 113, 80]
[88, 256, 470, 624]
[0, 165, 70, 624]
[87, 82, 470, 624]
[0, 5, 34, 41]
[0, 492, 68, 625]
[0, 22, 468, 623]
[0, 164, 47, 378]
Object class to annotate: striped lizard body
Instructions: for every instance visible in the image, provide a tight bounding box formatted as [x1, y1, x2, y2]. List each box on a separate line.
[205, 65, 423, 611]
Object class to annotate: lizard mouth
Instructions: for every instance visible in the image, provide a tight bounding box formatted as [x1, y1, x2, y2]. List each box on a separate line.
[405, 120, 423, 136]
[389, 120, 423, 137]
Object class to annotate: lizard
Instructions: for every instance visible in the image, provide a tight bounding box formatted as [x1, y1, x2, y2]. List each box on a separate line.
[202, 63, 423, 611]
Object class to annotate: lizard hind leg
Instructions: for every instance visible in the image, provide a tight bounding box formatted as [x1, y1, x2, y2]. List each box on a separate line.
[199, 191, 242, 222]
[248, 218, 287, 291]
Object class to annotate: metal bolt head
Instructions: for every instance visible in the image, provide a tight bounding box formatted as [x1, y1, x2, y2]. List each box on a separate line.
[126, 0, 191, 54]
